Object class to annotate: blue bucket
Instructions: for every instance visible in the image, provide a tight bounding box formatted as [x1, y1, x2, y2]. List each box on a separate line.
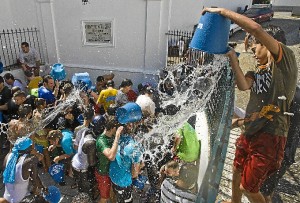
[71, 72, 92, 90]
[189, 13, 230, 54]
[77, 114, 84, 125]
[116, 102, 142, 124]
[0, 61, 3, 74]
[50, 63, 66, 81]
[49, 163, 65, 183]
[44, 186, 61, 203]
[38, 87, 56, 104]
[35, 143, 44, 153]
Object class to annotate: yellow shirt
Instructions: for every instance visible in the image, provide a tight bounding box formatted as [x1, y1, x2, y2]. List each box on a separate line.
[96, 88, 118, 111]
[27, 76, 43, 90]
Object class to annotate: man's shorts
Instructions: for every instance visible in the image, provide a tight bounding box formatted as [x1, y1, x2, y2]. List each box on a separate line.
[233, 132, 286, 193]
[95, 171, 111, 199]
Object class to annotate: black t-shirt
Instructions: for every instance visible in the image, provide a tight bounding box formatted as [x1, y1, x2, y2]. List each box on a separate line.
[25, 95, 37, 110]
[7, 99, 19, 120]
[0, 86, 12, 116]
[0, 86, 12, 105]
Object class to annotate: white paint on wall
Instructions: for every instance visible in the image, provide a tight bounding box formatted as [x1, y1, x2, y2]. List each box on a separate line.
[272, 0, 300, 7]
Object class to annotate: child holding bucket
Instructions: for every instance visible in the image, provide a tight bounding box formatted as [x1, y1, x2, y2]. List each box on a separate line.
[47, 129, 76, 184]
[202, 7, 298, 203]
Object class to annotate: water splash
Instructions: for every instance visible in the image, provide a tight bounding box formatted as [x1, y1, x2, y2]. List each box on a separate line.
[140, 54, 230, 161]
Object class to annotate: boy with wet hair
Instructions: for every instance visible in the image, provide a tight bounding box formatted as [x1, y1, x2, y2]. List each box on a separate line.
[0, 137, 46, 203]
[72, 129, 97, 199]
[24, 70, 43, 91]
[159, 160, 180, 185]
[109, 121, 142, 203]
[95, 118, 123, 203]
[115, 79, 133, 107]
[7, 104, 34, 144]
[96, 80, 118, 113]
[48, 129, 75, 184]
[203, 7, 298, 203]
[160, 163, 198, 202]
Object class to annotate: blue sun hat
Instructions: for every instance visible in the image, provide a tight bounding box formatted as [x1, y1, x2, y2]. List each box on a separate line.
[3, 137, 32, 183]
[44, 185, 61, 203]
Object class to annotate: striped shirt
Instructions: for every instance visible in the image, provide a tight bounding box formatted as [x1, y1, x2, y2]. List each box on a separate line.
[160, 178, 196, 203]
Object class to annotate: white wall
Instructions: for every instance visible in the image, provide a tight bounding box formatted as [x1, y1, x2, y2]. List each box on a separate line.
[272, 0, 300, 7]
[52, 0, 147, 72]
[168, 0, 203, 31]
[0, 0, 39, 29]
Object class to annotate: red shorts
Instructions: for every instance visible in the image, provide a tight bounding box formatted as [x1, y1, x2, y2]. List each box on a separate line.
[233, 133, 286, 193]
[95, 171, 111, 199]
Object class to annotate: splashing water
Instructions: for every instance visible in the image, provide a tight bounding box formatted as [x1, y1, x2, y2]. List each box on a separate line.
[0, 88, 85, 143]
[140, 54, 230, 161]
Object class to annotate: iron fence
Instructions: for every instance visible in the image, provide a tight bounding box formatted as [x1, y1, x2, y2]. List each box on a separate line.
[166, 30, 193, 66]
[0, 27, 45, 70]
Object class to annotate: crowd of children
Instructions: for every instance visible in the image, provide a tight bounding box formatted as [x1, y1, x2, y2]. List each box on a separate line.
[0, 68, 201, 203]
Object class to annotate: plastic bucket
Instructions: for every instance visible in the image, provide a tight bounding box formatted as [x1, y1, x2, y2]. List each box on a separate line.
[116, 102, 142, 124]
[44, 185, 61, 203]
[77, 114, 84, 125]
[0, 61, 3, 74]
[71, 72, 92, 90]
[50, 63, 66, 81]
[38, 87, 55, 104]
[48, 163, 65, 183]
[189, 13, 230, 54]
[35, 143, 44, 153]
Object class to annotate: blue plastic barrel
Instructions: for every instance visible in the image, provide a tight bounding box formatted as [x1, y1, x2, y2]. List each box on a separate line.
[50, 63, 66, 81]
[189, 13, 230, 54]
[44, 186, 61, 203]
[48, 163, 65, 183]
[71, 72, 92, 90]
[116, 102, 142, 124]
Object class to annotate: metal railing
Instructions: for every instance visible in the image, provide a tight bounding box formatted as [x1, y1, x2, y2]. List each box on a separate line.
[0, 27, 45, 70]
[197, 60, 235, 202]
[166, 30, 193, 66]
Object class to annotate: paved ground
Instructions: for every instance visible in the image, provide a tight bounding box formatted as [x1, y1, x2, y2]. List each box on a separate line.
[218, 128, 300, 203]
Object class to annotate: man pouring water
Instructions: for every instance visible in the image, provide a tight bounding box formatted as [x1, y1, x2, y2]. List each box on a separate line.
[202, 7, 298, 203]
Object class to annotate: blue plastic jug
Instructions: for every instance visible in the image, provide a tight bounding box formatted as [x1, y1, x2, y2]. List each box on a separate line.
[116, 102, 142, 124]
[50, 63, 66, 81]
[189, 13, 230, 54]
